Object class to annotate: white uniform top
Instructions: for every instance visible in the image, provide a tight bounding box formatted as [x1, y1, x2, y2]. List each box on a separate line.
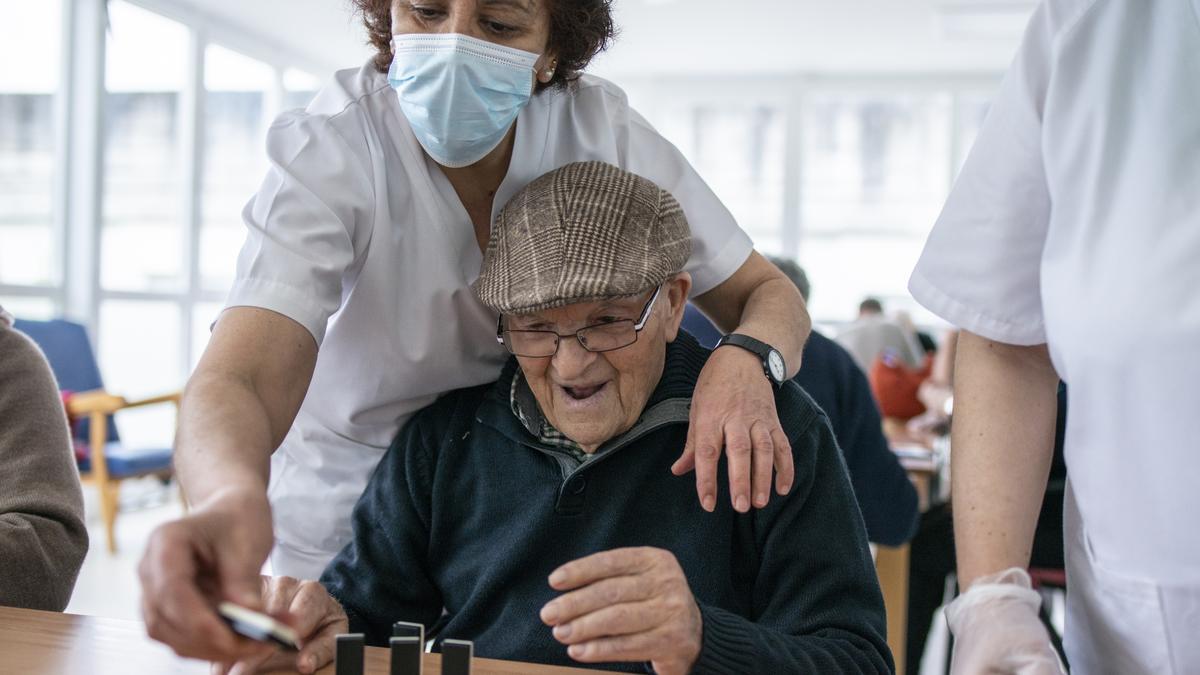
[226, 62, 753, 581]
[910, 0, 1200, 671]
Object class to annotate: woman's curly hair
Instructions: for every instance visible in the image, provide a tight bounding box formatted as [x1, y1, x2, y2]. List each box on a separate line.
[351, 1, 616, 91]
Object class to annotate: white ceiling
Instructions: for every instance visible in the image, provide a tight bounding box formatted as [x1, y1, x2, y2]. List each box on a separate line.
[151, 0, 1034, 80]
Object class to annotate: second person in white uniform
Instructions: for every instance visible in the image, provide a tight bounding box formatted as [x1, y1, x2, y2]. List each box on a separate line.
[910, 0, 1200, 672]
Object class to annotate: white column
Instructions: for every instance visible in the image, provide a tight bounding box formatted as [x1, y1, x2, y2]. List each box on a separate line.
[61, 0, 107, 334]
[180, 29, 206, 371]
[781, 81, 806, 262]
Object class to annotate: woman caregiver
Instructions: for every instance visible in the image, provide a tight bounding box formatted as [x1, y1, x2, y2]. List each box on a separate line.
[139, 0, 810, 662]
[910, 0, 1200, 673]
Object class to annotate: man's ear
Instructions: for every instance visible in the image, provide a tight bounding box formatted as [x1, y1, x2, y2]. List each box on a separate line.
[663, 272, 692, 343]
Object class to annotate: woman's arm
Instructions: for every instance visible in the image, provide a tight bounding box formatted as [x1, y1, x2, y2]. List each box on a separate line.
[675, 252, 811, 513]
[139, 306, 317, 662]
[952, 330, 1059, 585]
[0, 326, 89, 611]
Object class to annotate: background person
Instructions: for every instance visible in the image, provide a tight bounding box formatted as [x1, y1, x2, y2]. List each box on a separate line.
[909, 0, 1200, 671]
[683, 257, 919, 546]
[139, 0, 809, 663]
[0, 305, 89, 611]
[836, 297, 924, 372]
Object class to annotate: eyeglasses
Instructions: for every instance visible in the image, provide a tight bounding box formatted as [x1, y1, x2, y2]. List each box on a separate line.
[496, 286, 663, 358]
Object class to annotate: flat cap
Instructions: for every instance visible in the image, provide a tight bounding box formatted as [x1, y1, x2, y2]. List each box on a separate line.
[473, 161, 692, 314]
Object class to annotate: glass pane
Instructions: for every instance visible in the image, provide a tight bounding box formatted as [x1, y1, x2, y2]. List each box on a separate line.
[190, 301, 223, 370]
[98, 300, 183, 448]
[691, 107, 787, 255]
[647, 105, 787, 255]
[201, 45, 272, 294]
[0, 295, 58, 320]
[283, 68, 320, 111]
[801, 92, 952, 238]
[0, 0, 61, 286]
[799, 234, 938, 326]
[954, 94, 992, 176]
[101, 1, 188, 292]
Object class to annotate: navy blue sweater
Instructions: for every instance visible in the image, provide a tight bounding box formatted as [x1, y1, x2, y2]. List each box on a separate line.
[321, 333, 892, 673]
[682, 307, 919, 545]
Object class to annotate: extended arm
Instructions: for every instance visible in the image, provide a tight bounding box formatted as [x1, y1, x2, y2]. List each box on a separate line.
[140, 307, 317, 661]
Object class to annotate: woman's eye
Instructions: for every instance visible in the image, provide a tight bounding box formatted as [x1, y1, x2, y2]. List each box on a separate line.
[483, 20, 516, 35]
[411, 6, 443, 20]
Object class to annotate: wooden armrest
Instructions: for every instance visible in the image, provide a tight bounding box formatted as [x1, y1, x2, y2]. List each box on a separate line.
[66, 389, 128, 416]
[121, 391, 182, 409]
[66, 389, 181, 416]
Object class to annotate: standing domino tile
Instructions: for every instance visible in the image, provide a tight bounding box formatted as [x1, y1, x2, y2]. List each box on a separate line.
[390, 636, 422, 675]
[336, 633, 365, 675]
[441, 639, 473, 675]
[393, 620, 426, 644]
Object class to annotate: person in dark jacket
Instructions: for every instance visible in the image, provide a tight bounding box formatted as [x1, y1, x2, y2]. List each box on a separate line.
[216, 162, 890, 675]
[683, 257, 919, 546]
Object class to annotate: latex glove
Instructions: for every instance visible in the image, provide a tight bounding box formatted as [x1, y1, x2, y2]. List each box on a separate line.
[944, 567, 1066, 675]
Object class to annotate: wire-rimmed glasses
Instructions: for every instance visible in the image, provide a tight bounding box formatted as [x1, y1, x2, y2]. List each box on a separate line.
[495, 285, 663, 358]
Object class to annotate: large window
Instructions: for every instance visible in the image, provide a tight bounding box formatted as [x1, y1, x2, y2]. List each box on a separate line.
[631, 81, 995, 326]
[201, 44, 273, 295]
[798, 91, 953, 322]
[0, 0, 62, 309]
[670, 106, 788, 255]
[102, 1, 189, 293]
[0, 0, 328, 447]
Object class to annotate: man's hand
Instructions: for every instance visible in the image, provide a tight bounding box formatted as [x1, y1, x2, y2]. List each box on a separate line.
[211, 576, 348, 675]
[673, 345, 793, 512]
[139, 486, 275, 662]
[540, 547, 702, 675]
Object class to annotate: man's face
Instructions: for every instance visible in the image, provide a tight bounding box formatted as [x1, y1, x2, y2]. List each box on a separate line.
[509, 275, 691, 452]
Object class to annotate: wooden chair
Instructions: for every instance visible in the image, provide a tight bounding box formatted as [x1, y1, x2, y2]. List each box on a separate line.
[13, 318, 181, 553]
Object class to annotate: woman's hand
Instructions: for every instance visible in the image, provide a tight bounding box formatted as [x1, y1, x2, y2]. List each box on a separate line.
[541, 547, 703, 675]
[673, 345, 794, 512]
[140, 487, 276, 662]
[211, 576, 349, 675]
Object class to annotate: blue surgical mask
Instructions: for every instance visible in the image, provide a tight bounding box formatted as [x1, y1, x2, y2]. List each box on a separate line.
[388, 33, 540, 168]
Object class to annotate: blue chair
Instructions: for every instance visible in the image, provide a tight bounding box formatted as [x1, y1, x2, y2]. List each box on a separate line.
[14, 318, 180, 553]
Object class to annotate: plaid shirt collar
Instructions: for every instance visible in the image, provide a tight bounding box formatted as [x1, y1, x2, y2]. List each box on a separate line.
[509, 370, 594, 464]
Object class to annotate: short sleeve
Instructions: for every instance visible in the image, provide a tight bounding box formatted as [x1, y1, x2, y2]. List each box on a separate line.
[908, 1, 1062, 345]
[624, 109, 754, 297]
[224, 111, 375, 345]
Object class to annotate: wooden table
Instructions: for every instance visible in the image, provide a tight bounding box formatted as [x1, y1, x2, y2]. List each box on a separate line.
[875, 418, 945, 675]
[0, 607, 601, 675]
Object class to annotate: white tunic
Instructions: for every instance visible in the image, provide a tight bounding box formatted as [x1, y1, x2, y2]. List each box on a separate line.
[910, 0, 1200, 671]
[226, 63, 753, 580]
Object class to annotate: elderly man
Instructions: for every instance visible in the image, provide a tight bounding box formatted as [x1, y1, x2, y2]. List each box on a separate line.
[218, 162, 889, 675]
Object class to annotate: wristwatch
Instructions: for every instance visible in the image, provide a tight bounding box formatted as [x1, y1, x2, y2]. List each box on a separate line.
[715, 333, 787, 386]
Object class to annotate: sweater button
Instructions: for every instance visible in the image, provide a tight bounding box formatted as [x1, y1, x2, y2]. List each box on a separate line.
[566, 476, 587, 495]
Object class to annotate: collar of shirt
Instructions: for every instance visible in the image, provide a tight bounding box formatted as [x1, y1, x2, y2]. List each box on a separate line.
[509, 369, 592, 465]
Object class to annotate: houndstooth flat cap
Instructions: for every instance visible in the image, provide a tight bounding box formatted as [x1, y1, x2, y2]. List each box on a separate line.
[473, 161, 692, 315]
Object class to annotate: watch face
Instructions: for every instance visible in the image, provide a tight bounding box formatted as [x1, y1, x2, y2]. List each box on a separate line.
[767, 350, 786, 382]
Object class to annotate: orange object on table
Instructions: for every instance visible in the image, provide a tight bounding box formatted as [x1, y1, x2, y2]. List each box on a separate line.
[0, 606, 602, 675]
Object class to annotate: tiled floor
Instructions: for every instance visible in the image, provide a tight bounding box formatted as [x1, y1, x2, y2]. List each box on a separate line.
[65, 477, 183, 621]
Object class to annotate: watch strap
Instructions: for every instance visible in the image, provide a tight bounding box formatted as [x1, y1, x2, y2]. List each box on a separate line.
[715, 333, 784, 385]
